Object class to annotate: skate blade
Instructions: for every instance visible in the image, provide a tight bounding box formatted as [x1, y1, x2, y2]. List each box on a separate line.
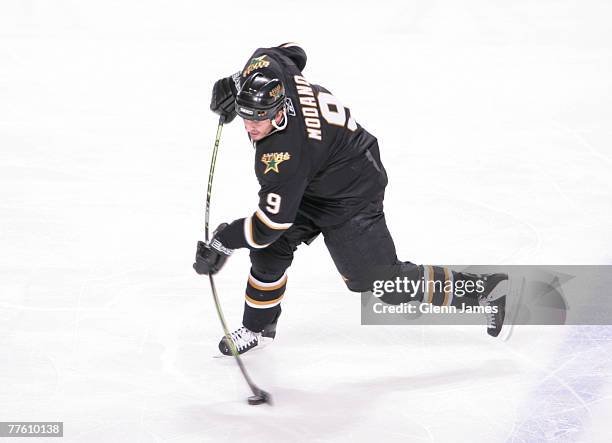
[499, 274, 526, 342]
[212, 336, 274, 358]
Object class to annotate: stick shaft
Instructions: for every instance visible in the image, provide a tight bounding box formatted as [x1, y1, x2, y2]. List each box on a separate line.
[204, 119, 224, 242]
[205, 116, 267, 397]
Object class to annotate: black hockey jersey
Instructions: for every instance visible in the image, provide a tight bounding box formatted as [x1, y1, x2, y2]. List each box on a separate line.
[217, 44, 388, 251]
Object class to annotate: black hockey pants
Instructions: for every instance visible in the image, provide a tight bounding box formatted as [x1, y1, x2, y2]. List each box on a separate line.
[242, 199, 420, 332]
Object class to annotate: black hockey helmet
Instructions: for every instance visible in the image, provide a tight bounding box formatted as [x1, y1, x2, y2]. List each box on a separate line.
[235, 69, 285, 121]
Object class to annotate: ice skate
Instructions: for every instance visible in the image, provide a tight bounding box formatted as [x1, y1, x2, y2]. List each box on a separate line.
[218, 320, 278, 356]
[477, 273, 508, 337]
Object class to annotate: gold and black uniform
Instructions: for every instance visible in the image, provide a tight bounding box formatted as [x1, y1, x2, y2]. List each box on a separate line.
[213, 44, 487, 333]
[217, 44, 388, 251]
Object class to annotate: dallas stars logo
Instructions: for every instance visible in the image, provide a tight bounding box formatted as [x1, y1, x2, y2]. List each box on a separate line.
[243, 55, 271, 77]
[261, 152, 291, 174]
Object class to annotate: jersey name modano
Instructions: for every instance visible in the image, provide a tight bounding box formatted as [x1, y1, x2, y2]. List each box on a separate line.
[294, 75, 322, 141]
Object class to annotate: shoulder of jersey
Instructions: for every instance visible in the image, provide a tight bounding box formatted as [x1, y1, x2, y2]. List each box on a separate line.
[240, 48, 287, 80]
[254, 134, 303, 183]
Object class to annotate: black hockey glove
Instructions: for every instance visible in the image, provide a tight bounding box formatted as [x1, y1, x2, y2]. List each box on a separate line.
[210, 76, 238, 123]
[193, 224, 233, 275]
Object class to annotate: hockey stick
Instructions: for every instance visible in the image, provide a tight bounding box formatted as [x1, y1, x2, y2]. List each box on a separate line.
[204, 116, 272, 406]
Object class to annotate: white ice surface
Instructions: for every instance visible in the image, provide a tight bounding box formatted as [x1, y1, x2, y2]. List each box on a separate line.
[1, 1, 612, 442]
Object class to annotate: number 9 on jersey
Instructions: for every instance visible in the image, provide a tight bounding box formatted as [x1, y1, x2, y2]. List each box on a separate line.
[266, 193, 281, 214]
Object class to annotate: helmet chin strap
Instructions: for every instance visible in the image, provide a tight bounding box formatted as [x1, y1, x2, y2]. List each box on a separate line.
[271, 109, 287, 131]
[252, 109, 287, 146]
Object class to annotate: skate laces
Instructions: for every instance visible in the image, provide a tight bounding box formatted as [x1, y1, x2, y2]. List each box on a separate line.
[228, 327, 259, 351]
[478, 290, 496, 329]
[484, 304, 496, 329]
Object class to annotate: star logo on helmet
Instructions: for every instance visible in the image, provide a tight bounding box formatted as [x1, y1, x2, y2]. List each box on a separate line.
[261, 152, 291, 174]
[269, 84, 282, 98]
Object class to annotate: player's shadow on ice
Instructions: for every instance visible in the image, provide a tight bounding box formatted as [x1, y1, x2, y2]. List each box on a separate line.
[180, 359, 516, 441]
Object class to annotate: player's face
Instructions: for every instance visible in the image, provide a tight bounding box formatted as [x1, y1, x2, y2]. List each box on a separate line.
[243, 110, 284, 141]
[243, 118, 274, 141]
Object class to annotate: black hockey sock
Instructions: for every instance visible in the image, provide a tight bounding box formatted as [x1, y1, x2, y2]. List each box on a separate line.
[420, 265, 457, 307]
[376, 264, 487, 308]
[379, 263, 455, 306]
[242, 269, 287, 333]
[420, 267, 487, 307]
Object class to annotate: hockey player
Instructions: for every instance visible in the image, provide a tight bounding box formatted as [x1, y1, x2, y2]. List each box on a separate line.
[194, 43, 508, 355]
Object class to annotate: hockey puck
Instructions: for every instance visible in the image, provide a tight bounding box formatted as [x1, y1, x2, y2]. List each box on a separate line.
[247, 390, 271, 406]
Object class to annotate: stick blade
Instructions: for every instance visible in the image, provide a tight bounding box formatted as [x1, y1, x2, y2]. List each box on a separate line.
[248, 389, 272, 406]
